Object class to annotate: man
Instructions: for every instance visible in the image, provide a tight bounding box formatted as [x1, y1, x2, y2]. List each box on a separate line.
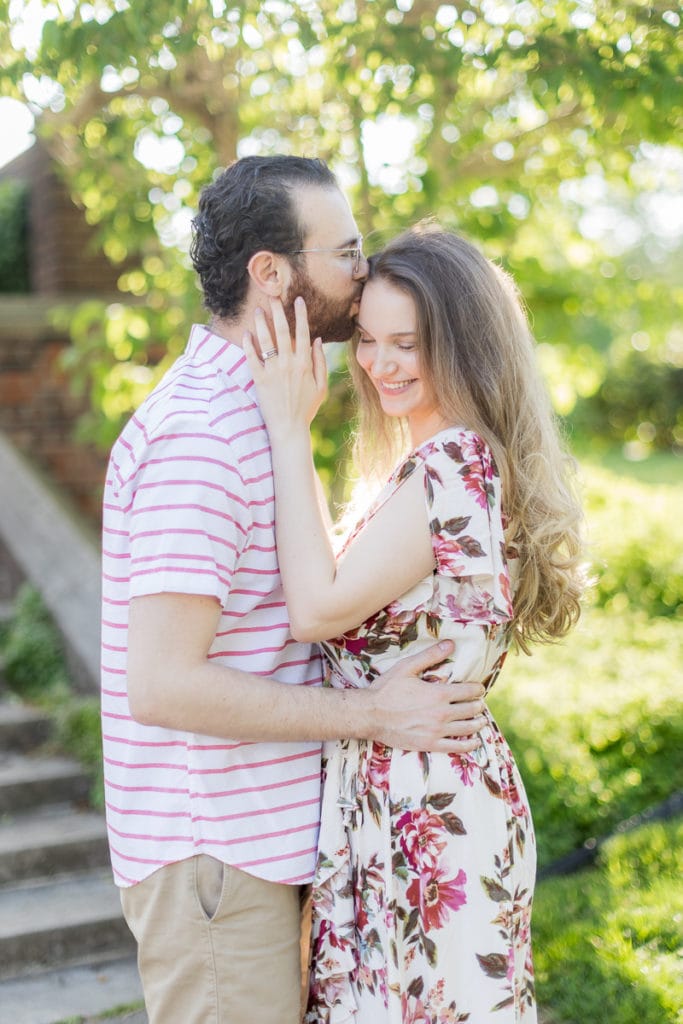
[101, 156, 487, 1024]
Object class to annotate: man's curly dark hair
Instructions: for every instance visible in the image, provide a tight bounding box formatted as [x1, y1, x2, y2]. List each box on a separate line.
[190, 155, 338, 320]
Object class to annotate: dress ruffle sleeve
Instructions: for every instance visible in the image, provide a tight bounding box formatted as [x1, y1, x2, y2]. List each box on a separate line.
[419, 430, 514, 625]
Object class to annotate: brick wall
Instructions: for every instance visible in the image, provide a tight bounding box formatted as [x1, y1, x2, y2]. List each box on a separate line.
[0, 143, 121, 527]
[0, 142, 121, 296]
[0, 300, 108, 526]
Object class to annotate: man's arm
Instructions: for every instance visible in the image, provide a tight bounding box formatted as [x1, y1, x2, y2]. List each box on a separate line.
[127, 592, 487, 754]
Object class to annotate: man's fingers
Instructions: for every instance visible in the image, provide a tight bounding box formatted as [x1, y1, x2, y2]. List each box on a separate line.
[445, 714, 487, 737]
[398, 731, 483, 754]
[435, 736, 483, 755]
[395, 641, 454, 675]
[447, 681, 485, 703]
[447, 699, 486, 721]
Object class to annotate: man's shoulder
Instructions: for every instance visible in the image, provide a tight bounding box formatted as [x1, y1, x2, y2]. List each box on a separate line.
[107, 333, 264, 486]
[108, 386, 262, 498]
[119, 357, 240, 439]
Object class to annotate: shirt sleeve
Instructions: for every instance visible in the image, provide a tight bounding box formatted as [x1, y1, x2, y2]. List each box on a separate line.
[125, 420, 250, 606]
[421, 431, 513, 623]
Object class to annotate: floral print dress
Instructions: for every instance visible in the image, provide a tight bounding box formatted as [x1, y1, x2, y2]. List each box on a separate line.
[304, 428, 537, 1024]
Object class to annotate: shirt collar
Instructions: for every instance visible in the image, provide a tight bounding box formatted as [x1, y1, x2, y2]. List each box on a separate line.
[185, 324, 254, 391]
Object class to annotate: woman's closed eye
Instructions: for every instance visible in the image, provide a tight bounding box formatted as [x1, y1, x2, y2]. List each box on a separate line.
[357, 335, 414, 350]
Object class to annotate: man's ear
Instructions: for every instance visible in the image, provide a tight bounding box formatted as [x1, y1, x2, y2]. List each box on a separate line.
[247, 250, 291, 298]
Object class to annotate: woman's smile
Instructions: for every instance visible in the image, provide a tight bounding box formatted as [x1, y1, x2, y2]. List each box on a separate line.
[376, 378, 417, 393]
[356, 278, 447, 446]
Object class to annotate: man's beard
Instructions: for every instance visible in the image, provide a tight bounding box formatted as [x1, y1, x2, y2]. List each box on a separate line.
[285, 265, 360, 344]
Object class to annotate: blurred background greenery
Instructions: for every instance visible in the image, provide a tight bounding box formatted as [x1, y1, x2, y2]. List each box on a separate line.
[0, 2, 681, 1021]
[1, 0, 681, 471]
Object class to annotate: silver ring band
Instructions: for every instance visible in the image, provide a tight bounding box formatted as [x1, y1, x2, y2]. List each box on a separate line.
[262, 349, 277, 361]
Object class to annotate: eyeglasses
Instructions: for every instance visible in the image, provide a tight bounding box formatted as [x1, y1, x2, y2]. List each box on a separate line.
[287, 237, 364, 276]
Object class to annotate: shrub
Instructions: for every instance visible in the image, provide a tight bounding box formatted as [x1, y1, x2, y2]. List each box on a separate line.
[0, 584, 103, 806]
[0, 179, 30, 293]
[55, 698, 104, 808]
[571, 351, 683, 455]
[580, 465, 683, 619]
[2, 584, 69, 699]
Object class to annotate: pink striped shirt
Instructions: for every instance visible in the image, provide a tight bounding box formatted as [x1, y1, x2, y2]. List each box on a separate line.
[101, 325, 323, 888]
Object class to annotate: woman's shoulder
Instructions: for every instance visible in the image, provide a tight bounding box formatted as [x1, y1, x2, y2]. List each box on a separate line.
[413, 426, 493, 470]
[388, 426, 490, 487]
[410, 426, 500, 518]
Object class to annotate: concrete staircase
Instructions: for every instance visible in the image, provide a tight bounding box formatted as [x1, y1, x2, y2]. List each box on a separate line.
[0, 441, 145, 1022]
[0, 683, 145, 1024]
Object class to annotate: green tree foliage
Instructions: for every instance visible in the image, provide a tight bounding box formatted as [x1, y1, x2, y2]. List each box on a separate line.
[0, 0, 681, 452]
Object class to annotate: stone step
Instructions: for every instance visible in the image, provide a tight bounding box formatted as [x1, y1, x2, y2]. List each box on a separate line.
[0, 753, 90, 814]
[0, 954, 145, 1024]
[0, 869, 136, 980]
[0, 699, 52, 752]
[0, 804, 109, 884]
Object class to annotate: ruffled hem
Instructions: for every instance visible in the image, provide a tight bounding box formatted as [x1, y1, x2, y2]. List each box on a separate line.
[305, 747, 362, 1023]
[303, 997, 356, 1024]
[304, 850, 359, 1021]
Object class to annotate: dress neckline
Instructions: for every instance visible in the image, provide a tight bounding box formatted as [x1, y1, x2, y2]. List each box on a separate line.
[343, 426, 475, 552]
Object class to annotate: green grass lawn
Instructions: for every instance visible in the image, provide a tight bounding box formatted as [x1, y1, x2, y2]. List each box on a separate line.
[533, 819, 683, 1024]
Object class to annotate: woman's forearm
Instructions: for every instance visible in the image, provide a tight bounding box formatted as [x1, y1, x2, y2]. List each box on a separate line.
[269, 429, 340, 639]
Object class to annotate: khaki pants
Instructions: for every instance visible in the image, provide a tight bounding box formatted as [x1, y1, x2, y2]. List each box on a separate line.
[121, 856, 305, 1024]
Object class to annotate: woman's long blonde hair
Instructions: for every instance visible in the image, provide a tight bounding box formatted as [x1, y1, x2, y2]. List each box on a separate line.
[349, 225, 585, 650]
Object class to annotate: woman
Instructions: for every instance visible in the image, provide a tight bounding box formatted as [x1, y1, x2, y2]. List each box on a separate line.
[244, 227, 584, 1023]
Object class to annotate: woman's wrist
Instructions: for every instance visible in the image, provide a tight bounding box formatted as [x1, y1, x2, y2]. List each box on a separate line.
[267, 422, 312, 449]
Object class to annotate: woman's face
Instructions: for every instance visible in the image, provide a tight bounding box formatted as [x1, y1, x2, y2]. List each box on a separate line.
[355, 278, 447, 447]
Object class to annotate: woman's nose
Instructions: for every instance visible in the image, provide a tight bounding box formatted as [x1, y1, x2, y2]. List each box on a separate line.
[372, 350, 397, 376]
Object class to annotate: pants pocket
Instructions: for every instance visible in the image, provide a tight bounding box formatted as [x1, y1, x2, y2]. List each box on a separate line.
[194, 854, 225, 921]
